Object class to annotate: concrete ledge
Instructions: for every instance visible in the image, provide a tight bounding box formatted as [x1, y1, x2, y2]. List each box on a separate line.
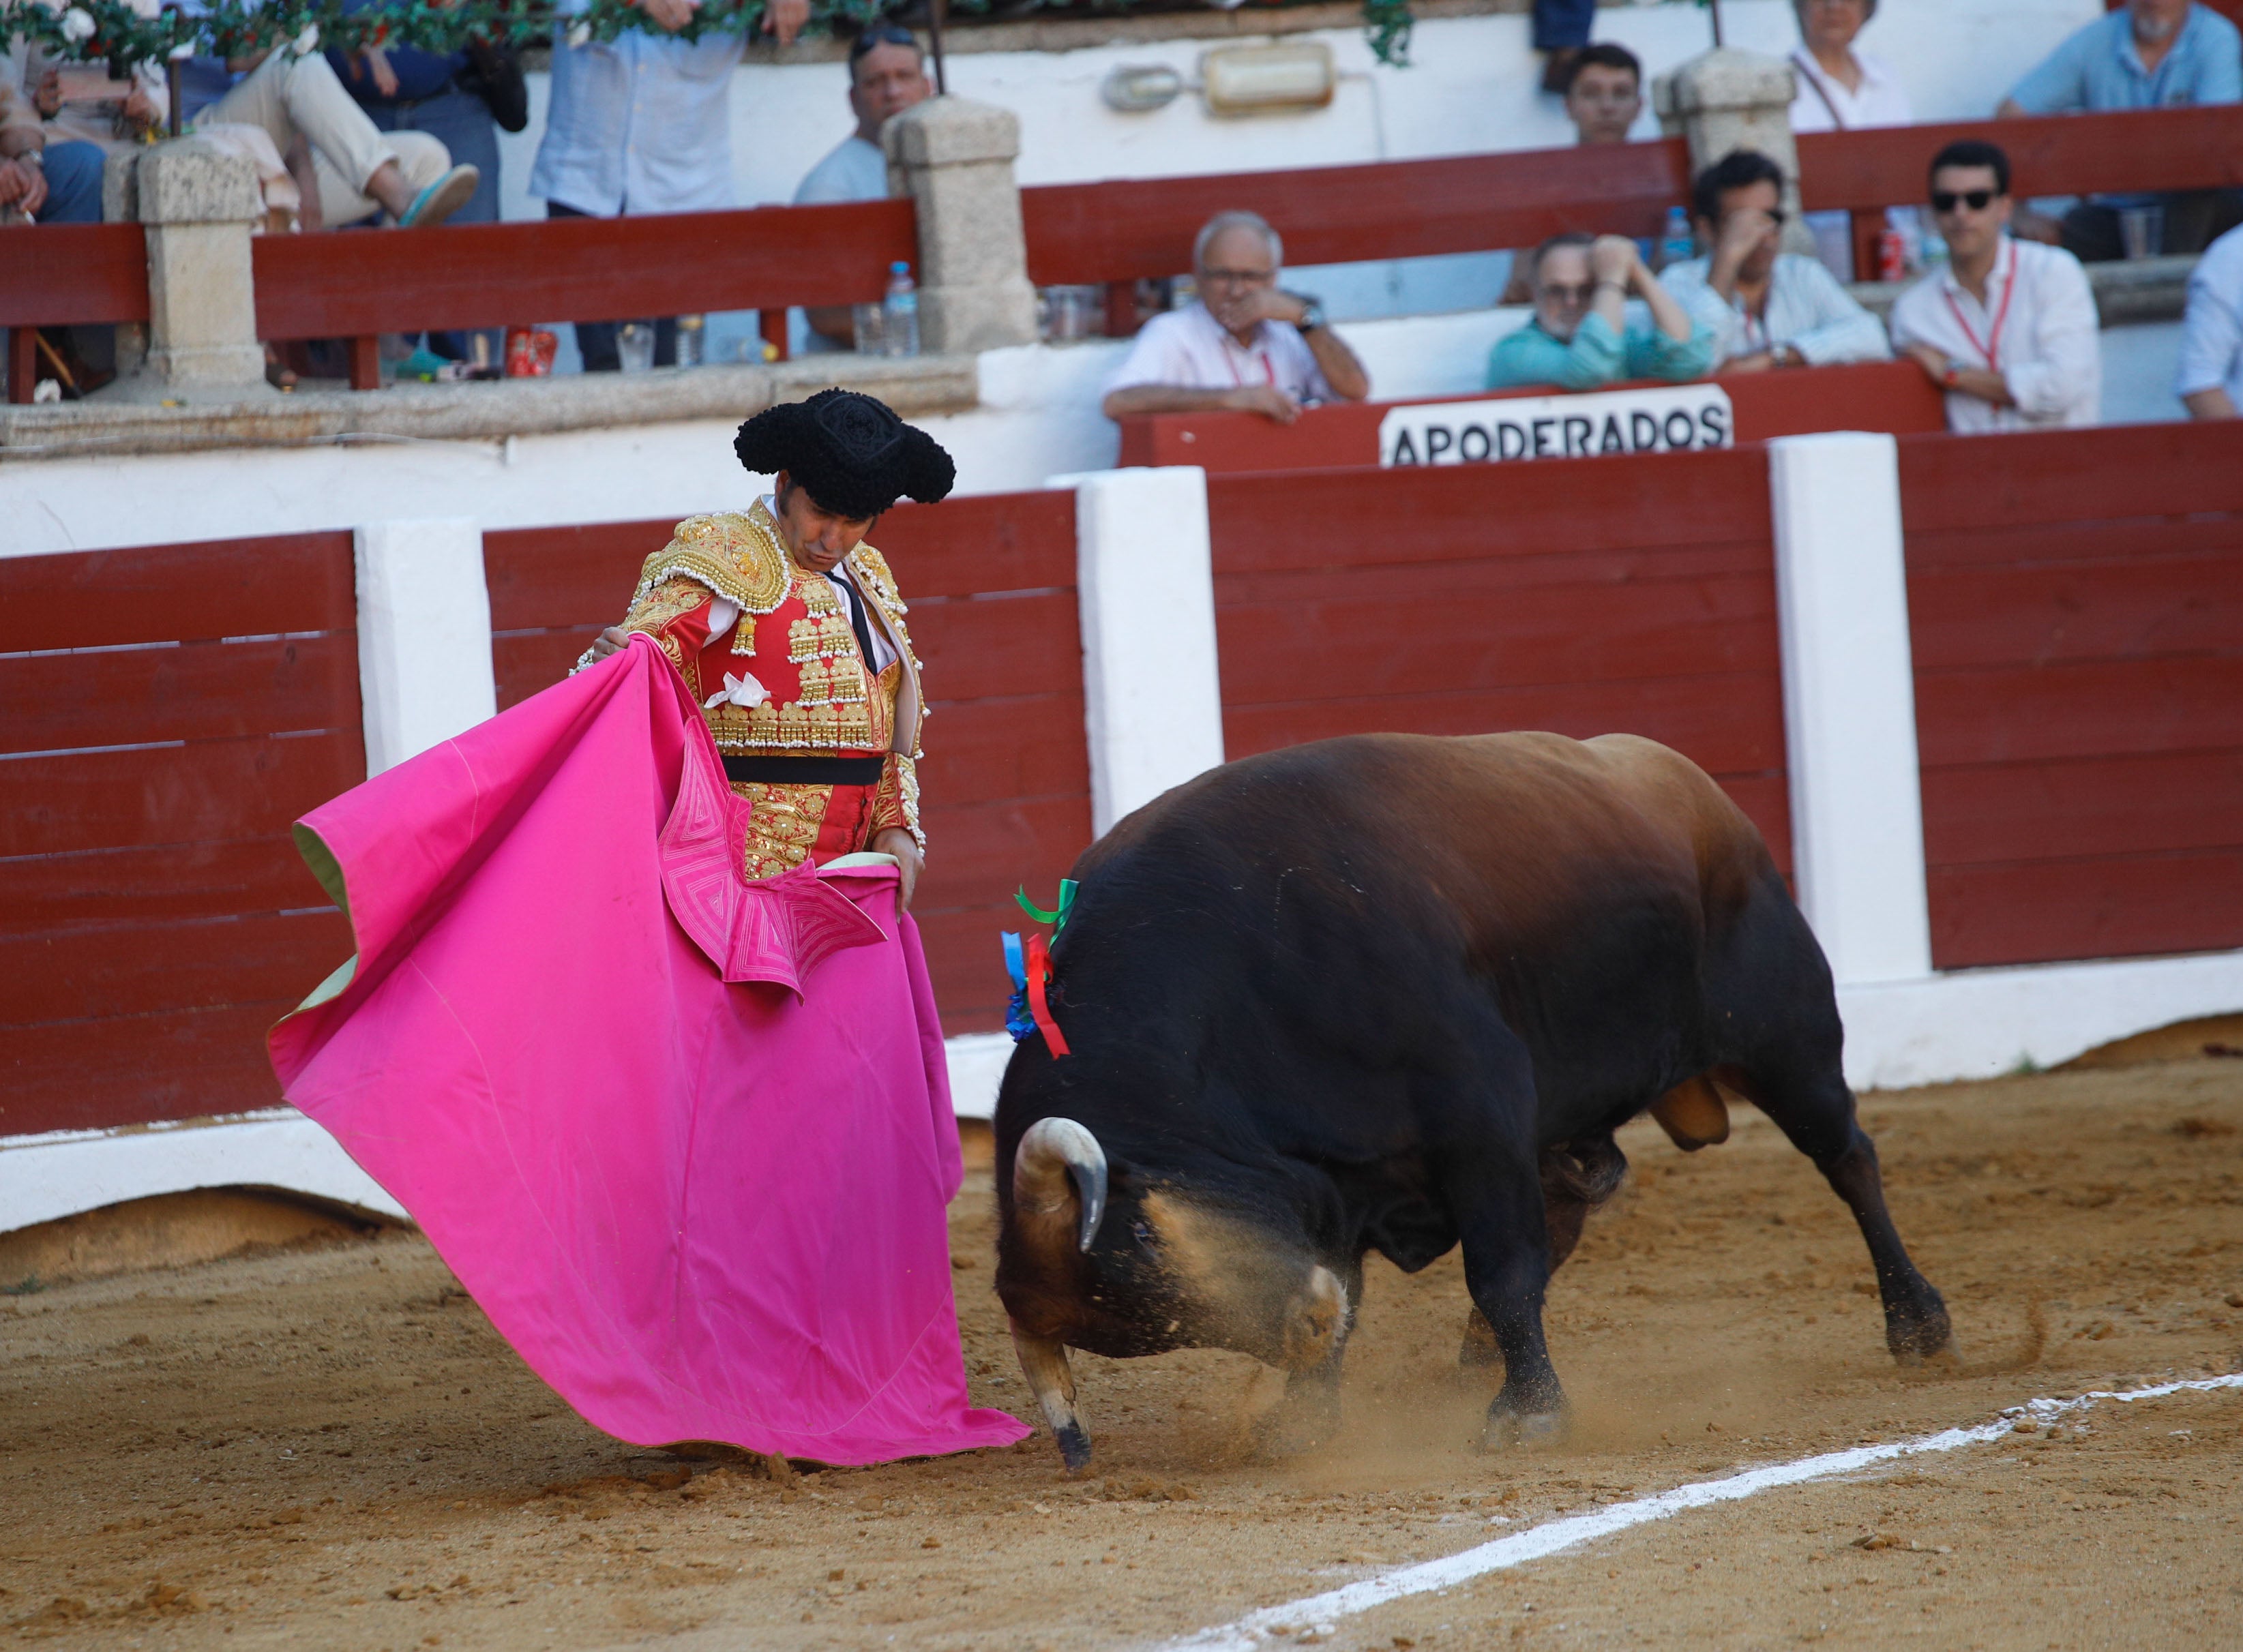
[0, 355, 978, 463]
[1848, 253, 2195, 325]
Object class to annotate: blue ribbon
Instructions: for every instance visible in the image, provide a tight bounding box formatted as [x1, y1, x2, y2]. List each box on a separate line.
[1000, 930, 1035, 1042]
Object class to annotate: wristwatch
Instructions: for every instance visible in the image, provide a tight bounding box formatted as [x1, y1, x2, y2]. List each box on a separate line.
[1941, 361, 1961, 387]
[1294, 297, 1326, 333]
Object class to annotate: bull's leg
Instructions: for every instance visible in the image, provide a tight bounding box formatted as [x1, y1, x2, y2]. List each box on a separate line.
[1746, 1067, 1952, 1364]
[1451, 1158, 1567, 1447]
[1262, 1261, 1356, 1456]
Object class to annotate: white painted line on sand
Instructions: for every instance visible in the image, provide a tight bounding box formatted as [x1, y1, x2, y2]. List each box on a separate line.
[1158, 1372, 2243, 1650]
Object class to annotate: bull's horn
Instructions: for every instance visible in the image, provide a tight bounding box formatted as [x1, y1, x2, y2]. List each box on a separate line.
[1013, 1116, 1108, 1252]
[1010, 1319, 1093, 1473]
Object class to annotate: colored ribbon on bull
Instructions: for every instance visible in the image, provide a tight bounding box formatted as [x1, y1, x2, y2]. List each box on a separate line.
[998, 929, 1069, 1057]
[1014, 878, 1078, 933]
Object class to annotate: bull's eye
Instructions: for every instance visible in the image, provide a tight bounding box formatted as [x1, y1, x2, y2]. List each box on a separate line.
[1131, 1220, 1157, 1250]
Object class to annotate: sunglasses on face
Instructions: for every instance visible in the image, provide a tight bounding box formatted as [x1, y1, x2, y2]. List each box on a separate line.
[850, 25, 918, 60]
[1931, 190, 1999, 214]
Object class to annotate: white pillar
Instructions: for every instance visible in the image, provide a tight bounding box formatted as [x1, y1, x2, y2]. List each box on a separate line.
[885, 96, 1040, 354]
[1066, 467, 1226, 837]
[353, 520, 498, 777]
[1767, 432, 1933, 986]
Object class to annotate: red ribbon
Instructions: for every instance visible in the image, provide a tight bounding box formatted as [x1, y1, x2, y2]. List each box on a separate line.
[1024, 931, 1069, 1058]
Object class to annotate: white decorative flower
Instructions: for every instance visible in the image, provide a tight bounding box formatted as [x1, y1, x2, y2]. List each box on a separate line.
[293, 22, 319, 54]
[59, 7, 97, 44]
[566, 20, 592, 46]
[703, 672, 769, 711]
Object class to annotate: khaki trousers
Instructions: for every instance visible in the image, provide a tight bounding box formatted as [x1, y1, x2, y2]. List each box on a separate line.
[194, 48, 450, 226]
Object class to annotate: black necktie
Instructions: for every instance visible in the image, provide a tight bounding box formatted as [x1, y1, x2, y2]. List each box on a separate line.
[833, 571, 881, 669]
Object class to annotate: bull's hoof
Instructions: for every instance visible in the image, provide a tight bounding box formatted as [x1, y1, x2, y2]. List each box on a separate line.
[1054, 1422, 1094, 1475]
[1480, 1407, 1566, 1451]
[1256, 1389, 1341, 1458]
[1886, 1292, 1955, 1366]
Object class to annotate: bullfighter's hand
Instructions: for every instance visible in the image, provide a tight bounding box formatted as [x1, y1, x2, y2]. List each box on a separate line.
[1227, 384, 1303, 424]
[762, 0, 809, 46]
[870, 828, 922, 911]
[589, 625, 629, 661]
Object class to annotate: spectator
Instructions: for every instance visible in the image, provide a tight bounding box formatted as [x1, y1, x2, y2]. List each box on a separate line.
[1890, 140, 2100, 432]
[0, 51, 101, 226]
[1787, 0, 1915, 280]
[1532, 0, 1596, 95]
[1487, 233, 1713, 391]
[1563, 42, 1643, 147]
[1997, 0, 2243, 260]
[1101, 210, 1369, 425]
[1660, 150, 1890, 371]
[533, 0, 809, 373]
[331, 8, 525, 230]
[796, 25, 932, 348]
[2176, 221, 2243, 417]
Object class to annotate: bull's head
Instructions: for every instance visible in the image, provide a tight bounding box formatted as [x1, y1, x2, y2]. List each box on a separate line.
[998, 1115, 1352, 1472]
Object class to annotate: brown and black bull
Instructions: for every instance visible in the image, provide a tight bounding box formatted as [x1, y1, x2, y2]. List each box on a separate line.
[994, 732, 1952, 1471]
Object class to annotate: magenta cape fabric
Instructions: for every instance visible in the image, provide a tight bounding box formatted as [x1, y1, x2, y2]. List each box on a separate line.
[267, 638, 1028, 1465]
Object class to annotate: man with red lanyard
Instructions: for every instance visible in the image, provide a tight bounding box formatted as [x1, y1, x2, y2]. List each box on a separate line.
[1890, 140, 2100, 432]
[1101, 209, 1371, 427]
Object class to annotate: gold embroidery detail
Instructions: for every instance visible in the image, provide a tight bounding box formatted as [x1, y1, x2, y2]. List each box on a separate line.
[630, 505, 790, 616]
[730, 781, 829, 880]
[729, 614, 757, 656]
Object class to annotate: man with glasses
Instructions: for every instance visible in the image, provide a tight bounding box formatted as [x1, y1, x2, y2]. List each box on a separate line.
[1659, 150, 1889, 373]
[797, 27, 932, 347]
[1099, 209, 1369, 425]
[1487, 232, 1712, 390]
[1889, 140, 2099, 432]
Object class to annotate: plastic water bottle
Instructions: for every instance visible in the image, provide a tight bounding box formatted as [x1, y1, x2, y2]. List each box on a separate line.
[674, 314, 704, 368]
[882, 262, 919, 357]
[1658, 205, 1695, 271]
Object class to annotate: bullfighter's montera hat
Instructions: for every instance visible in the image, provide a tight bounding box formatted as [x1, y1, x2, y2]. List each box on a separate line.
[734, 389, 956, 521]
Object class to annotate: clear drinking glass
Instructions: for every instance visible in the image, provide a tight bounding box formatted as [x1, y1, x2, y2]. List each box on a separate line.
[617, 322, 656, 373]
[2118, 205, 2164, 261]
[852, 303, 885, 355]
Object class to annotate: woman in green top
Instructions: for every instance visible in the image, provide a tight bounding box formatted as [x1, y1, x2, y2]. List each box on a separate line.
[1487, 232, 1716, 391]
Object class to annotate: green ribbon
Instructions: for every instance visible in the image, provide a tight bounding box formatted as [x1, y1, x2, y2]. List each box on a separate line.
[1014, 879, 1078, 933]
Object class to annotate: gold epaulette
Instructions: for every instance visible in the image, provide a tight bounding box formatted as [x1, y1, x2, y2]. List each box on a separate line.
[846, 542, 907, 616]
[634, 510, 792, 615]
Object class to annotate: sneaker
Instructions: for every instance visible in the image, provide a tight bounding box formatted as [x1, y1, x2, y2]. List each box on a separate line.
[400, 164, 480, 228]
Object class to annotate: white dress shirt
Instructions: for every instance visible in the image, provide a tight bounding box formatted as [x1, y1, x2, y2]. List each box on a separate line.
[2176, 222, 2243, 411]
[1888, 237, 2101, 432]
[530, 11, 745, 217]
[1788, 47, 1918, 280]
[1102, 303, 1335, 403]
[794, 135, 887, 205]
[1660, 253, 1892, 367]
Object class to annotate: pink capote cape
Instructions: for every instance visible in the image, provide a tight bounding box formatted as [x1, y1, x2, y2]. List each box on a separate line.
[268, 636, 1028, 1465]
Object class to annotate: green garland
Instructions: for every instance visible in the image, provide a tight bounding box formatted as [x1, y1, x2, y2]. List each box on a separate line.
[0, 0, 1421, 74]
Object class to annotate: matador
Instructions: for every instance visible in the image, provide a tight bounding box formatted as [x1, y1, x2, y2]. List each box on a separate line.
[584, 389, 955, 905]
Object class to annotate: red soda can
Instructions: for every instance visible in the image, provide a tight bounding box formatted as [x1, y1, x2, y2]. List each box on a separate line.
[1877, 228, 1908, 283]
[505, 326, 558, 378]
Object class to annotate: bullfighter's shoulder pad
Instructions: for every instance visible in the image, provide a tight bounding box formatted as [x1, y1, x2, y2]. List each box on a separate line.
[637, 511, 792, 615]
[845, 542, 907, 615]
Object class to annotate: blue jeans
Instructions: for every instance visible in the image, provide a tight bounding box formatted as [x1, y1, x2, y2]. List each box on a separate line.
[40, 140, 105, 224]
[1532, 0, 1595, 51]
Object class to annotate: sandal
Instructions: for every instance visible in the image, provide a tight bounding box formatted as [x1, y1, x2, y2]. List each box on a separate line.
[399, 165, 480, 229]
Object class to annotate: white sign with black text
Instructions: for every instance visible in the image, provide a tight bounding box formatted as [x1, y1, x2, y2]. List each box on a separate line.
[1378, 384, 1736, 468]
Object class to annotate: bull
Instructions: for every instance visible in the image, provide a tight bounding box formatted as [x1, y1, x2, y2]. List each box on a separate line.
[994, 732, 1952, 1470]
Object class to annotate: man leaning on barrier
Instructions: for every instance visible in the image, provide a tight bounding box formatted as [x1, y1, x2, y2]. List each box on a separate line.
[1099, 209, 1370, 427]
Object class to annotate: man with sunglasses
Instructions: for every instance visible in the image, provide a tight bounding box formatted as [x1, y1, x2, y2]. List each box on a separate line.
[797, 27, 933, 346]
[1101, 209, 1369, 425]
[1487, 232, 1712, 390]
[1659, 149, 1889, 374]
[1889, 140, 2099, 433]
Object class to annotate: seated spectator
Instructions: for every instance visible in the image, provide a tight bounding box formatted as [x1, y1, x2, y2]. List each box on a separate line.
[1890, 140, 2099, 432]
[1564, 42, 1643, 147]
[1487, 233, 1713, 391]
[1787, 0, 1916, 280]
[0, 52, 100, 225]
[797, 26, 932, 348]
[1101, 210, 1369, 425]
[2176, 221, 2243, 417]
[1496, 44, 1646, 304]
[1997, 0, 2243, 260]
[1660, 150, 1890, 371]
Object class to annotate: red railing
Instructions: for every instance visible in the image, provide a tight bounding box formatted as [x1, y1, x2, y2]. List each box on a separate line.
[483, 490, 1089, 1031]
[0, 532, 363, 1137]
[0, 222, 148, 404]
[1204, 447, 1793, 875]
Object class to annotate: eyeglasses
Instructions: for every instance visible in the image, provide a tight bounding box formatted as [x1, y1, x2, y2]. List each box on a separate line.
[1200, 266, 1276, 288]
[1931, 189, 1999, 214]
[1539, 282, 1596, 305]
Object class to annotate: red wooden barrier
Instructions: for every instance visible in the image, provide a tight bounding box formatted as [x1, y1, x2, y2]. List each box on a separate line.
[0, 533, 363, 1137]
[252, 197, 916, 387]
[1119, 360, 1946, 473]
[484, 489, 1089, 1032]
[1901, 421, 2243, 970]
[0, 222, 148, 404]
[1205, 448, 1792, 873]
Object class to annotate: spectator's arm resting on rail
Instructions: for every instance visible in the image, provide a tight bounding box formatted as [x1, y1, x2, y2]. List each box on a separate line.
[1783, 256, 1894, 365]
[2177, 226, 2243, 419]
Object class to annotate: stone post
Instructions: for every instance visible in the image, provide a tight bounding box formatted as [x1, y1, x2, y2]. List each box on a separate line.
[136, 138, 266, 389]
[1655, 50, 1817, 258]
[883, 97, 1039, 355]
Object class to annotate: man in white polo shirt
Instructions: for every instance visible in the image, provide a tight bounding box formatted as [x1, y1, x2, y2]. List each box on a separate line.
[1890, 140, 2100, 432]
[1100, 210, 1371, 425]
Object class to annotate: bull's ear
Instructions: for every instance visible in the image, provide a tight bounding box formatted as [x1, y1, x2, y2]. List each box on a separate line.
[1013, 1117, 1110, 1252]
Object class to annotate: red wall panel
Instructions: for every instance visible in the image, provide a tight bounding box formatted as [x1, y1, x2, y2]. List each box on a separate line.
[1902, 423, 2243, 968]
[0, 534, 362, 1137]
[483, 490, 1089, 1033]
[1206, 449, 1792, 875]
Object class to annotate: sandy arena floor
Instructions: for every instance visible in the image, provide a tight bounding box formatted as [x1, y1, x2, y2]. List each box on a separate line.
[3, 1056, 2239, 1651]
